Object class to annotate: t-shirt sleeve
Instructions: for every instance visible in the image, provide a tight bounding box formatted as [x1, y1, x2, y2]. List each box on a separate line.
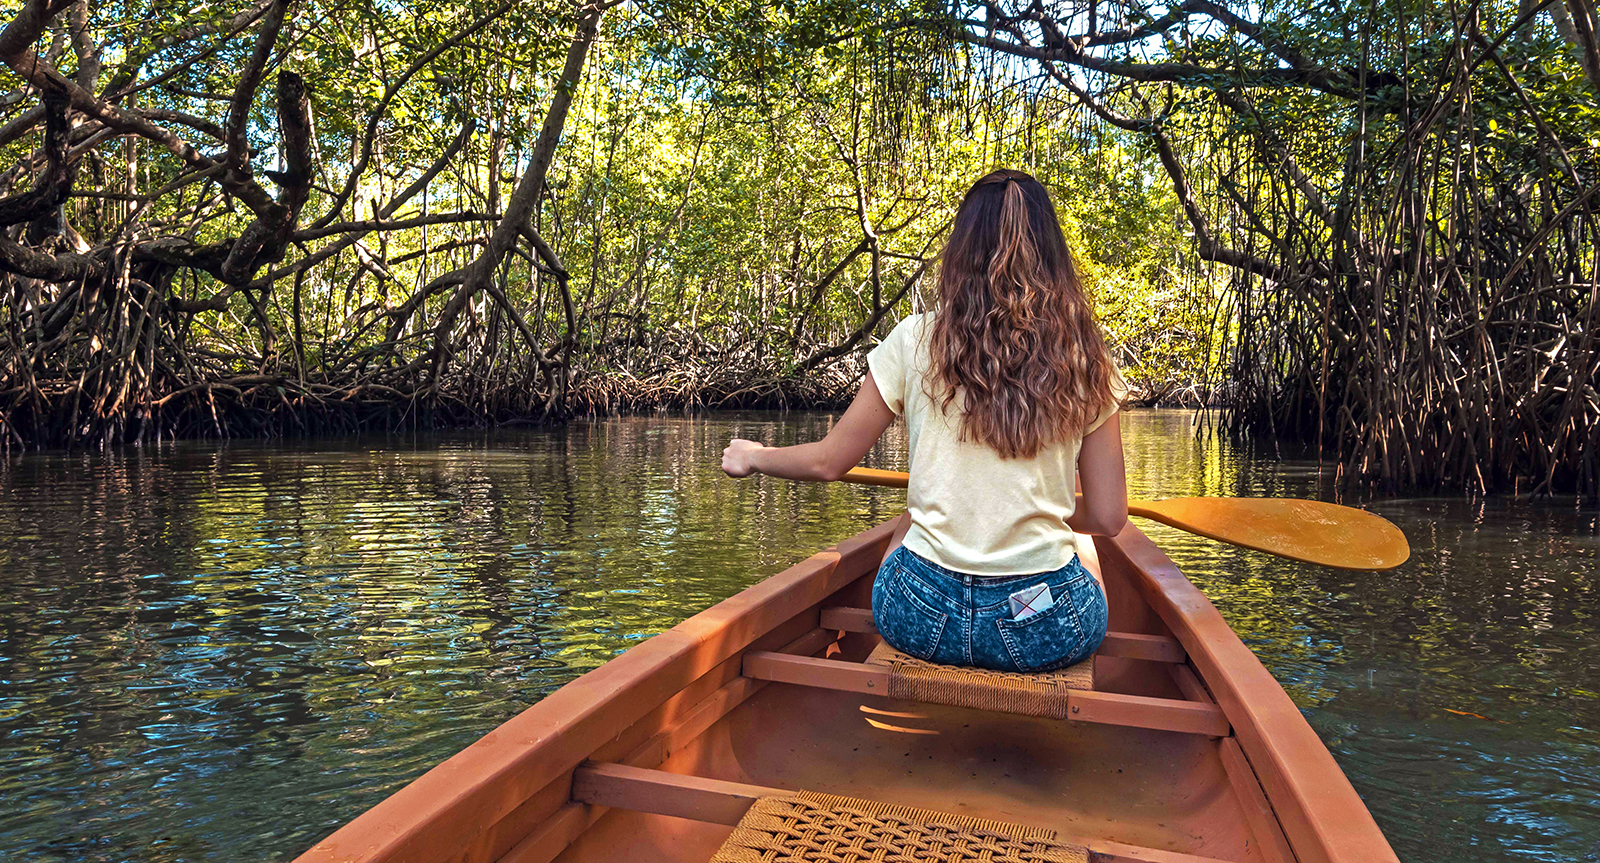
[866, 317, 912, 415]
[1084, 361, 1129, 434]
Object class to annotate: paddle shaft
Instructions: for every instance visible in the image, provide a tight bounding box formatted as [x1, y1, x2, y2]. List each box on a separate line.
[834, 467, 1410, 571]
[839, 467, 1163, 515]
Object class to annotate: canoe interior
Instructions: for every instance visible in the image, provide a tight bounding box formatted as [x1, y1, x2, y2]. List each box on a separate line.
[296, 516, 1397, 863]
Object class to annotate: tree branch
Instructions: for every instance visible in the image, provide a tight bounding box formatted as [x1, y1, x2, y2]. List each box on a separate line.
[225, 0, 290, 175]
[425, 2, 606, 389]
[0, 88, 73, 226]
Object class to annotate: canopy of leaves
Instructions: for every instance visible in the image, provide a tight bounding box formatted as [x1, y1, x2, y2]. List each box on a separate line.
[0, 0, 1594, 497]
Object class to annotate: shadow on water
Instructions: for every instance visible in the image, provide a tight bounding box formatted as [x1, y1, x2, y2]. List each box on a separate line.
[0, 410, 1594, 862]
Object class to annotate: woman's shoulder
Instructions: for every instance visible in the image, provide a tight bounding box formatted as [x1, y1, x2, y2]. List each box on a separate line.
[885, 312, 934, 345]
[880, 315, 937, 369]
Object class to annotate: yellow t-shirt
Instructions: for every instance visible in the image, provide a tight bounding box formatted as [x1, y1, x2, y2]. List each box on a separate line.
[866, 313, 1126, 576]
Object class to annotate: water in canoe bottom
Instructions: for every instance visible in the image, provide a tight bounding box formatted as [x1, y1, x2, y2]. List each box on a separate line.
[0, 411, 1593, 862]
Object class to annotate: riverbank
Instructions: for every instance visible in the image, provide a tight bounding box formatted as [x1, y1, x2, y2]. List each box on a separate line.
[0, 353, 1206, 448]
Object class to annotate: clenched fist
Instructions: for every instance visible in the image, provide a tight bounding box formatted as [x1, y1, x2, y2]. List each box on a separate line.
[721, 438, 766, 477]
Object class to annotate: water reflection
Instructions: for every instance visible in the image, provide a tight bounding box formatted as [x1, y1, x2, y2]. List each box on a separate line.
[0, 411, 1594, 862]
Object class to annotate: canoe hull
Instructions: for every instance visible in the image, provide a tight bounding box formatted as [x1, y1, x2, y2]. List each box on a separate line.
[295, 517, 1396, 863]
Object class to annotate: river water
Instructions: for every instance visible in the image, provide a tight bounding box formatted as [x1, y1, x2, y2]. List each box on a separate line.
[0, 411, 1594, 862]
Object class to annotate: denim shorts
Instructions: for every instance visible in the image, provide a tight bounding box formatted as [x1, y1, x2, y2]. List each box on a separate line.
[871, 546, 1108, 673]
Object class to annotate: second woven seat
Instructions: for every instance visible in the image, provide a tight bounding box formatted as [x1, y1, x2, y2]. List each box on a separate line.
[864, 642, 1095, 720]
[710, 790, 1087, 863]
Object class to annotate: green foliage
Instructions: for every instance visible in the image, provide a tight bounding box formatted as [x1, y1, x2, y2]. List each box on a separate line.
[0, 0, 1213, 439]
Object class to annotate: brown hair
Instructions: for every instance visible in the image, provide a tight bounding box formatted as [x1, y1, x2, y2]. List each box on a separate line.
[928, 169, 1118, 459]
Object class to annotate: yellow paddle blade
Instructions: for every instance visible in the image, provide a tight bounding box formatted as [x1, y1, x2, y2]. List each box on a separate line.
[837, 468, 1410, 571]
[1129, 497, 1410, 571]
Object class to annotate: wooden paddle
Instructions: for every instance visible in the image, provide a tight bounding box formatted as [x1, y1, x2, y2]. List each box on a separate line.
[840, 467, 1411, 571]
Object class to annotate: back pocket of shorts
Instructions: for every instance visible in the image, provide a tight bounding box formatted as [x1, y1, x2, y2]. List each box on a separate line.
[872, 570, 949, 661]
[995, 598, 1084, 673]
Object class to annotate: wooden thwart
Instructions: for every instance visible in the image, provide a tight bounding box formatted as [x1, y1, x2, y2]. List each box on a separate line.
[1063, 689, 1229, 737]
[572, 762, 1237, 863]
[817, 606, 1187, 663]
[744, 649, 891, 694]
[573, 762, 775, 826]
[742, 651, 1230, 737]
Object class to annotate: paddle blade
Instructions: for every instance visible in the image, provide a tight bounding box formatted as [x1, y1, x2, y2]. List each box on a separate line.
[1128, 497, 1410, 571]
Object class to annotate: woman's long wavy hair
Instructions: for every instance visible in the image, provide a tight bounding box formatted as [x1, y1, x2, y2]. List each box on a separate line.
[928, 169, 1118, 459]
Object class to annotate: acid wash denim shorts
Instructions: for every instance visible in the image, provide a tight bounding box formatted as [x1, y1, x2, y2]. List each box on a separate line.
[871, 545, 1108, 673]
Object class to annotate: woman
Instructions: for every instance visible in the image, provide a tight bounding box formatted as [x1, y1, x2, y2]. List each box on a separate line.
[720, 169, 1127, 673]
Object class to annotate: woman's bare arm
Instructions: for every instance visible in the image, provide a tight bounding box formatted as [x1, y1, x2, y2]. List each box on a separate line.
[721, 373, 896, 482]
[1067, 412, 1129, 537]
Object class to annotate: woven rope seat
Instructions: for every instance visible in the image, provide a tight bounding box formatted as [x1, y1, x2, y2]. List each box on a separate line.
[863, 643, 1094, 720]
[710, 791, 1087, 863]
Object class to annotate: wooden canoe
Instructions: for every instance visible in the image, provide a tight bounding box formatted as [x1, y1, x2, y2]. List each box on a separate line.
[295, 516, 1398, 863]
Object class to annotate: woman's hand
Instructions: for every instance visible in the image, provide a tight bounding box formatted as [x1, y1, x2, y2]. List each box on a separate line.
[716, 373, 896, 482]
[721, 439, 767, 477]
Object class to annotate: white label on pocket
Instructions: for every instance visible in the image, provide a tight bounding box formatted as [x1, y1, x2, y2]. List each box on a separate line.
[1008, 583, 1054, 621]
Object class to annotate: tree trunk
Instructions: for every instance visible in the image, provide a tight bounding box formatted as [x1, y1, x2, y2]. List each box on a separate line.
[425, 2, 607, 390]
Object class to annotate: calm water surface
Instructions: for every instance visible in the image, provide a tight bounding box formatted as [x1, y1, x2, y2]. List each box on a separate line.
[0, 411, 1595, 862]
